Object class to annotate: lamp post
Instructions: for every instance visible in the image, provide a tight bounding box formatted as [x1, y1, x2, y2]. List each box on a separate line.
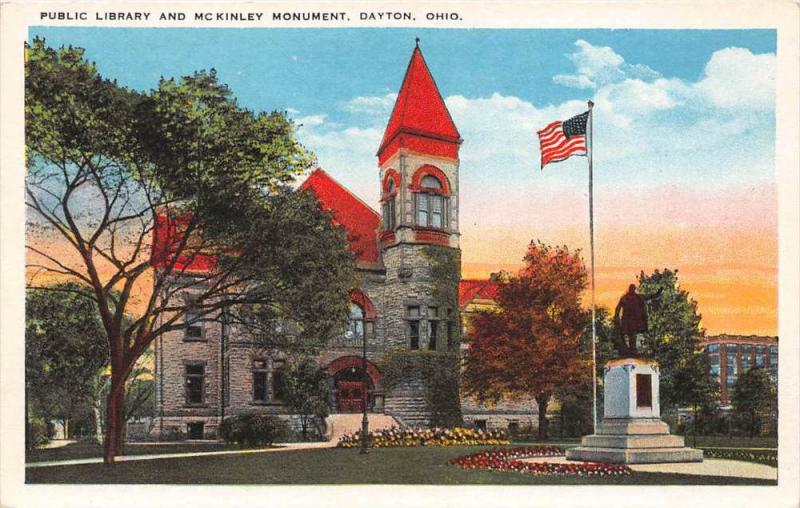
[360, 327, 369, 454]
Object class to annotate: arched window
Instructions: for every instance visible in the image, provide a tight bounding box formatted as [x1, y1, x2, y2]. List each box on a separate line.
[382, 178, 396, 231]
[345, 303, 365, 341]
[416, 175, 447, 229]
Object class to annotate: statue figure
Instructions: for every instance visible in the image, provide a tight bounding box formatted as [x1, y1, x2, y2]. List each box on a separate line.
[613, 284, 652, 357]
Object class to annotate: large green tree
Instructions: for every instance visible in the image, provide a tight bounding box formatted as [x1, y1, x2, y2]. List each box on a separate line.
[25, 39, 354, 463]
[463, 241, 588, 440]
[634, 268, 711, 411]
[25, 284, 109, 447]
[277, 360, 331, 441]
[732, 367, 775, 438]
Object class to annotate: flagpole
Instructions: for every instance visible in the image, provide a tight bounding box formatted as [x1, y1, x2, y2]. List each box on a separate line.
[587, 100, 597, 434]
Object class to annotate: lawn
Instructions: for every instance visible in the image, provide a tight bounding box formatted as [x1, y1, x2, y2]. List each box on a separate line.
[26, 445, 776, 485]
[26, 441, 243, 463]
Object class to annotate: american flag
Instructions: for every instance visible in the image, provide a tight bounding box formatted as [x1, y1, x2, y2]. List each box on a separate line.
[537, 110, 589, 168]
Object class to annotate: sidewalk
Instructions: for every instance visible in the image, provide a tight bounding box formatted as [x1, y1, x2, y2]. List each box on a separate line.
[26, 440, 337, 469]
[520, 455, 777, 481]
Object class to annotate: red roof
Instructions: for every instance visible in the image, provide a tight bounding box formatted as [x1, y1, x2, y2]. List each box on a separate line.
[300, 168, 381, 265]
[458, 279, 500, 308]
[377, 46, 461, 164]
[151, 212, 218, 273]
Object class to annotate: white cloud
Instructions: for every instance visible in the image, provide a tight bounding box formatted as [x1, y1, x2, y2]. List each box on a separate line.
[554, 39, 661, 89]
[694, 47, 775, 110]
[340, 93, 398, 118]
[553, 74, 596, 89]
[295, 114, 327, 128]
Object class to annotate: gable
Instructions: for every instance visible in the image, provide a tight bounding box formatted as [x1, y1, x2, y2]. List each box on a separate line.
[300, 168, 382, 266]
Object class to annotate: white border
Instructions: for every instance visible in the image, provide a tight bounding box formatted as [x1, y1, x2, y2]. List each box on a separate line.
[1, 1, 798, 507]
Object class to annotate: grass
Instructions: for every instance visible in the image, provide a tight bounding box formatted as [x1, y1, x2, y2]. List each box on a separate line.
[26, 445, 776, 485]
[26, 441, 244, 463]
[682, 435, 777, 449]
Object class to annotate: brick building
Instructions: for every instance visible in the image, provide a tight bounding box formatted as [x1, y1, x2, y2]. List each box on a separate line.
[702, 334, 778, 405]
[457, 279, 540, 431]
[152, 44, 532, 439]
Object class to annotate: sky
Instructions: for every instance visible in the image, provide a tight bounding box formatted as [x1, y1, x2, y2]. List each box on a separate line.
[28, 27, 778, 335]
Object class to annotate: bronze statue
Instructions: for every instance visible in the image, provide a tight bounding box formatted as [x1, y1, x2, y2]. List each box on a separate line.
[612, 284, 653, 357]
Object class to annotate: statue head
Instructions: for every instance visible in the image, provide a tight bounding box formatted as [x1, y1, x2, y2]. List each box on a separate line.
[628, 283, 636, 293]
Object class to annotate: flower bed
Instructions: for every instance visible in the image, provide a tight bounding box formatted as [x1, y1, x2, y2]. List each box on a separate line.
[701, 448, 778, 467]
[449, 447, 633, 477]
[337, 426, 509, 448]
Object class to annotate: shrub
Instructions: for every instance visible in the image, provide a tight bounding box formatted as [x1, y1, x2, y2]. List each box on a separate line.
[26, 416, 50, 451]
[337, 426, 508, 448]
[220, 414, 289, 447]
[701, 448, 777, 467]
[160, 426, 186, 442]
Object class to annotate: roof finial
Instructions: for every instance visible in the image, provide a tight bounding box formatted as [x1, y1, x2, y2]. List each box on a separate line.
[415, 37, 420, 48]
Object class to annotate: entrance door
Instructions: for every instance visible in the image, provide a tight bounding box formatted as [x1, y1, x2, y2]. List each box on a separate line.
[337, 380, 366, 412]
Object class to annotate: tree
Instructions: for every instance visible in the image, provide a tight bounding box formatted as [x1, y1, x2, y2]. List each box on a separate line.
[93, 348, 155, 443]
[732, 367, 774, 438]
[25, 284, 109, 448]
[25, 39, 354, 463]
[635, 269, 709, 411]
[277, 360, 331, 441]
[463, 241, 588, 440]
[555, 306, 616, 437]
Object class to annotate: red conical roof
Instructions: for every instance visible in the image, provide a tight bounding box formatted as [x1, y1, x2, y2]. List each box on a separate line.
[377, 46, 461, 164]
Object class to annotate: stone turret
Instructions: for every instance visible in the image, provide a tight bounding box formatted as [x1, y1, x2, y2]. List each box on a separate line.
[376, 43, 463, 426]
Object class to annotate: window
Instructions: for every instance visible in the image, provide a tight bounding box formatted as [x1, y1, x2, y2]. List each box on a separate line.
[272, 361, 286, 402]
[756, 345, 767, 367]
[409, 322, 420, 350]
[185, 364, 205, 405]
[445, 308, 457, 351]
[407, 306, 420, 350]
[726, 344, 738, 379]
[187, 422, 204, 440]
[741, 344, 752, 371]
[429, 320, 438, 351]
[253, 359, 268, 402]
[474, 420, 487, 431]
[706, 343, 720, 354]
[416, 193, 429, 226]
[184, 310, 203, 340]
[346, 303, 365, 341]
[769, 346, 778, 380]
[709, 351, 720, 378]
[382, 200, 396, 230]
[414, 175, 447, 229]
[421, 175, 442, 189]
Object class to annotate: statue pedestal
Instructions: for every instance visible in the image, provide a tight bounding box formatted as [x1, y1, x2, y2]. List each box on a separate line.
[566, 358, 703, 464]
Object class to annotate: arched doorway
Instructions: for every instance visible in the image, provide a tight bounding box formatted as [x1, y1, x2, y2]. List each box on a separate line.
[326, 356, 382, 413]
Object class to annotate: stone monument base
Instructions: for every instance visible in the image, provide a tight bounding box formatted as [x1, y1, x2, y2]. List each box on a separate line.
[566, 358, 702, 464]
[566, 417, 703, 464]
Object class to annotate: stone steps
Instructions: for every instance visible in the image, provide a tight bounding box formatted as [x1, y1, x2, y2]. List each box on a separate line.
[325, 413, 401, 442]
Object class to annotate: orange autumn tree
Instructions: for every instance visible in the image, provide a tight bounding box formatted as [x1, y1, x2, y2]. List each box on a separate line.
[463, 241, 589, 440]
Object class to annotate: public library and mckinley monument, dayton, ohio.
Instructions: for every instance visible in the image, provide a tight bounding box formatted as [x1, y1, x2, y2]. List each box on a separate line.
[151, 43, 539, 440]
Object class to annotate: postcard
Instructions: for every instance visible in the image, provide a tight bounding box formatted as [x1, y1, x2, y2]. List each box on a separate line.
[1, 1, 798, 507]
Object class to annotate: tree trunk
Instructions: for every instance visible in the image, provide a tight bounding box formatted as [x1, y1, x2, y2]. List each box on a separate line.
[103, 374, 126, 463]
[536, 394, 550, 441]
[94, 401, 104, 444]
